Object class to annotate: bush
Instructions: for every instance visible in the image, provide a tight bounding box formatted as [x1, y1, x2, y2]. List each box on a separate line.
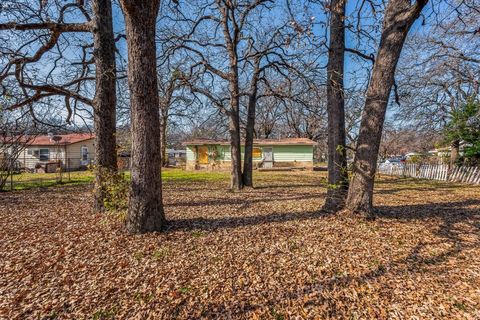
[96, 169, 129, 213]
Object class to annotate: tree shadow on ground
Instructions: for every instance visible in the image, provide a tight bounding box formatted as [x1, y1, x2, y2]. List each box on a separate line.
[375, 198, 480, 220]
[167, 198, 480, 317]
[164, 209, 330, 232]
[375, 177, 471, 194]
[253, 183, 324, 190]
[376, 184, 471, 195]
[166, 192, 324, 209]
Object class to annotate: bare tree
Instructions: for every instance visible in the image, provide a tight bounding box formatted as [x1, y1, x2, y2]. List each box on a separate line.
[379, 123, 440, 159]
[394, 6, 479, 167]
[345, 0, 428, 215]
[281, 82, 327, 141]
[0, 112, 36, 191]
[119, 0, 165, 233]
[0, 0, 118, 209]
[253, 95, 284, 139]
[158, 71, 181, 167]
[161, 0, 317, 189]
[242, 48, 315, 187]
[157, 67, 199, 167]
[323, 0, 348, 211]
[91, 0, 118, 210]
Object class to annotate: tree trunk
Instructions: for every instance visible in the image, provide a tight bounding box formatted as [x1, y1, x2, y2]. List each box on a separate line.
[323, 0, 348, 212]
[228, 65, 243, 190]
[242, 93, 257, 187]
[450, 139, 460, 168]
[91, 0, 118, 211]
[242, 59, 260, 188]
[160, 114, 168, 167]
[346, 0, 428, 215]
[229, 104, 243, 190]
[120, 0, 165, 233]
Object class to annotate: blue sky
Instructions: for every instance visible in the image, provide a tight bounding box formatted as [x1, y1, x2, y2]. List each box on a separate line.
[2, 0, 471, 131]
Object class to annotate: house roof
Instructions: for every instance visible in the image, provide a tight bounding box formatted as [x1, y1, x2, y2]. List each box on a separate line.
[184, 138, 316, 146]
[25, 133, 95, 146]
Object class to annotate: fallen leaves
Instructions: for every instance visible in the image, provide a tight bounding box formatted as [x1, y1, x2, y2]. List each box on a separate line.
[0, 172, 479, 319]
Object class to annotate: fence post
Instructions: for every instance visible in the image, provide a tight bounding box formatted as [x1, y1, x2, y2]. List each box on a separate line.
[10, 172, 13, 191]
[470, 167, 478, 184]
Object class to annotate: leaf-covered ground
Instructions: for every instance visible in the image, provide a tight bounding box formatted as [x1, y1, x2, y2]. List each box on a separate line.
[1, 171, 479, 319]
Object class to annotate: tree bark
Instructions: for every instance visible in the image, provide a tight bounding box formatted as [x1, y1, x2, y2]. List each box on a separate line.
[323, 0, 348, 212]
[160, 113, 168, 167]
[242, 58, 261, 188]
[92, 0, 118, 212]
[158, 74, 176, 168]
[346, 0, 428, 215]
[217, 3, 243, 191]
[227, 51, 243, 191]
[120, 0, 165, 233]
[229, 90, 243, 190]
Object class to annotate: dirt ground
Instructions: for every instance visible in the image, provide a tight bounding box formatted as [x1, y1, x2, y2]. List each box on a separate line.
[1, 171, 479, 319]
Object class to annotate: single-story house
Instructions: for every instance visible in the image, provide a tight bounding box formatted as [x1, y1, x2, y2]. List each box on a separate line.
[184, 138, 315, 170]
[17, 133, 95, 172]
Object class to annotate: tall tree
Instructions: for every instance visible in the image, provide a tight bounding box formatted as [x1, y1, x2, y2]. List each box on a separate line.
[393, 6, 479, 168]
[119, 0, 165, 233]
[92, 0, 118, 211]
[345, 0, 428, 215]
[241, 39, 316, 187]
[323, 0, 348, 211]
[162, 0, 314, 190]
[157, 68, 197, 168]
[0, 0, 118, 210]
[158, 72, 179, 168]
[242, 56, 261, 187]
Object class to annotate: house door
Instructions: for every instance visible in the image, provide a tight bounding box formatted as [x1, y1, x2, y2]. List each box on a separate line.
[197, 146, 209, 164]
[263, 147, 273, 168]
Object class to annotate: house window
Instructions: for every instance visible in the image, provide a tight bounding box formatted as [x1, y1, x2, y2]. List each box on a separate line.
[81, 146, 89, 161]
[27, 149, 33, 155]
[39, 148, 49, 161]
[252, 147, 262, 159]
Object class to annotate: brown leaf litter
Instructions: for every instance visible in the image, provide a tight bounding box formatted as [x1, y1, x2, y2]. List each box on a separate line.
[0, 172, 479, 319]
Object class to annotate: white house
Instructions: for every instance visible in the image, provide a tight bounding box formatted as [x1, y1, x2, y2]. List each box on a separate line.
[17, 133, 95, 172]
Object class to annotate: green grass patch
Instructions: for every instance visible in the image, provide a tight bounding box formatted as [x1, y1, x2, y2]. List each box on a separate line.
[4, 167, 324, 191]
[5, 168, 229, 191]
[7, 171, 94, 191]
[161, 168, 229, 182]
[117, 168, 229, 183]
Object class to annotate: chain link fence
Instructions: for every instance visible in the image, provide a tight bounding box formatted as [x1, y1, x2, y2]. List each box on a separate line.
[1, 157, 95, 191]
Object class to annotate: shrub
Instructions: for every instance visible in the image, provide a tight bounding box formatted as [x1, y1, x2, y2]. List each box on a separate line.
[96, 168, 129, 213]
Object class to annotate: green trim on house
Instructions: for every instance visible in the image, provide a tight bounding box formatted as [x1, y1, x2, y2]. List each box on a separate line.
[186, 143, 314, 164]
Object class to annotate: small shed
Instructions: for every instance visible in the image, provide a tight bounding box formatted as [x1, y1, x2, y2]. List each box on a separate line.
[184, 138, 315, 170]
[166, 149, 187, 167]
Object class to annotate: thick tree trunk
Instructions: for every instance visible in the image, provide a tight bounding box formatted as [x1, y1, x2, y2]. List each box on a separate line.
[120, 0, 165, 233]
[228, 65, 243, 190]
[346, 0, 428, 215]
[450, 139, 460, 168]
[242, 60, 260, 188]
[242, 95, 257, 187]
[229, 104, 243, 190]
[91, 0, 117, 211]
[323, 0, 348, 212]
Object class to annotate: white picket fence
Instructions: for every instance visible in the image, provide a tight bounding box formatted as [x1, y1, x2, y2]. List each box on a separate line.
[377, 163, 480, 185]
